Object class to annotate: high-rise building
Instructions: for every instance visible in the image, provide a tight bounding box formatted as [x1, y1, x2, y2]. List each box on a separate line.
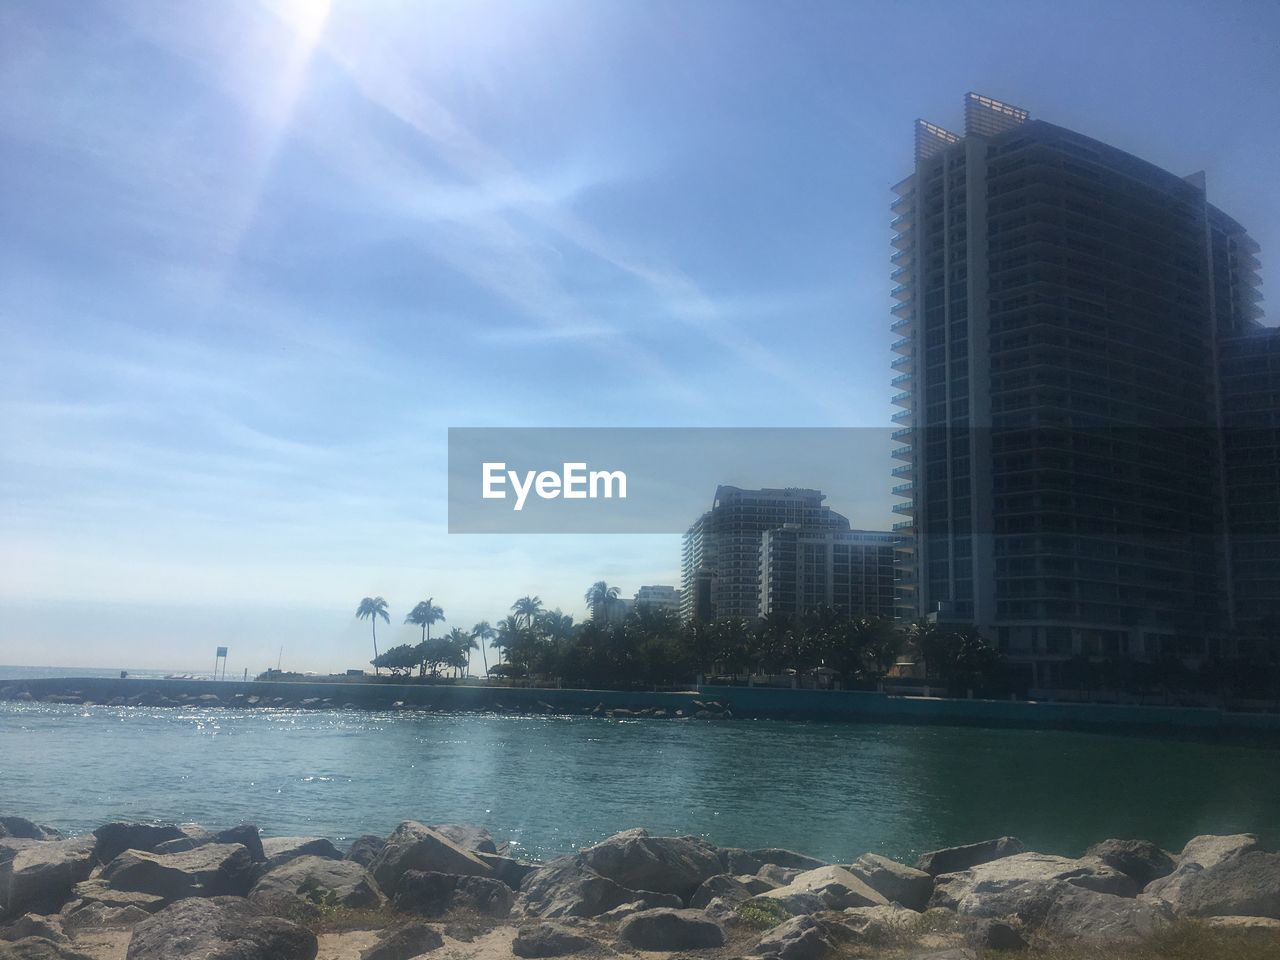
[634, 584, 683, 616]
[891, 93, 1268, 682]
[759, 526, 897, 619]
[680, 486, 849, 621]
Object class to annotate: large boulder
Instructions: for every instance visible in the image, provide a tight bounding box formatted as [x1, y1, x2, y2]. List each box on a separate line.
[1039, 884, 1175, 942]
[515, 856, 681, 919]
[345, 836, 386, 869]
[0, 915, 67, 945]
[617, 908, 725, 950]
[393, 870, 514, 918]
[749, 849, 827, 871]
[92, 824, 186, 866]
[511, 922, 596, 958]
[1143, 850, 1280, 919]
[59, 902, 151, 935]
[429, 825, 497, 855]
[915, 838, 1024, 877]
[1174, 834, 1260, 871]
[368, 823, 491, 896]
[847, 854, 932, 912]
[65, 880, 164, 914]
[0, 823, 61, 844]
[750, 915, 849, 960]
[248, 856, 385, 917]
[152, 825, 214, 855]
[359, 922, 443, 960]
[1083, 839, 1174, 889]
[577, 829, 723, 901]
[689, 874, 756, 909]
[99, 843, 254, 902]
[758, 866, 890, 912]
[837, 904, 921, 944]
[0, 838, 95, 919]
[260, 837, 342, 873]
[0, 939, 95, 960]
[124, 896, 316, 960]
[477, 853, 538, 890]
[213, 825, 264, 863]
[930, 852, 1136, 916]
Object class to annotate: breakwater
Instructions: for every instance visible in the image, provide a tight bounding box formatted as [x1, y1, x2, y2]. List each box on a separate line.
[5, 675, 1280, 736]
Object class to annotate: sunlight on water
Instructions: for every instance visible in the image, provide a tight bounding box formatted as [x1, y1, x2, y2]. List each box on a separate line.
[3, 701, 1278, 862]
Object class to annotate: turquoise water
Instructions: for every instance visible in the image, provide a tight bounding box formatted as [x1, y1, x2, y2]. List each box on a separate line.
[2, 700, 1277, 864]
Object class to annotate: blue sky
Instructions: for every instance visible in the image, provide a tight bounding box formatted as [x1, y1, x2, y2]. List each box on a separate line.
[2, 0, 1277, 673]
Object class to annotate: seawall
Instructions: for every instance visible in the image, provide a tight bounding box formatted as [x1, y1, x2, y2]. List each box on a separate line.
[5, 675, 1280, 738]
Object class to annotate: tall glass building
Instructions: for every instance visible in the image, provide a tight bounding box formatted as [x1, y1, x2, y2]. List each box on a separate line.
[890, 94, 1268, 682]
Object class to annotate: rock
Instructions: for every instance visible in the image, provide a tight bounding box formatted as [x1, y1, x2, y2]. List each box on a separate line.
[249, 856, 385, 917]
[578, 829, 723, 901]
[0, 838, 96, 919]
[1202, 915, 1280, 931]
[847, 854, 932, 911]
[92, 824, 186, 866]
[429, 825, 497, 855]
[60, 902, 150, 934]
[0, 916, 66, 944]
[0, 939, 95, 960]
[151, 825, 214, 855]
[66, 880, 164, 914]
[617, 908, 725, 950]
[721, 849, 764, 875]
[368, 823, 491, 895]
[759, 866, 890, 911]
[838, 904, 920, 943]
[689, 874, 755, 909]
[359, 922, 443, 960]
[213, 825, 264, 863]
[99, 843, 254, 902]
[393, 870, 514, 918]
[515, 856, 681, 919]
[1175, 833, 1260, 871]
[1143, 850, 1280, 919]
[511, 922, 596, 958]
[757, 865, 801, 886]
[915, 838, 1024, 877]
[0, 823, 60, 844]
[345, 836, 386, 868]
[750, 849, 827, 871]
[477, 853, 538, 890]
[966, 918, 1026, 951]
[751, 915, 848, 960]
[1039, 885, 1175, 942]
[261, 837, 343, 872]
[124, 896, 317, 960]
[746, 890, 826, 918]
[1083, 839, 1175, 889]
[929, 852, 1136, 916]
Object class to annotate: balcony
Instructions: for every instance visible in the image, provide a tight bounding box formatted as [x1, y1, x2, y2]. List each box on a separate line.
[890, 317, 913, 333]
[892, 482, 914, 496]
[892, 519, 915, 531]
[890, 265, 914, 282]
[890, 352, 913, 370]
[891, 426, 913, 439]
[890, 283, 914, 302]
[891, 300, 913, 318]
[891, 391, 913, 407]
[891, 247, 911, 266]
[891, 445, 913, 461]
[890, 372, 913, 387]
[891, 228, 914, 250]
[891, 464, 913, 478]
[892, 501, 915, 515]
[891, 337, 913, 354]
[891, 408, 912, 424]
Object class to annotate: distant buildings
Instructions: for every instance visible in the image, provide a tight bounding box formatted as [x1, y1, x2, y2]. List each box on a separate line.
[681, 485, 897, 622]
[891, 92, 1276, 681]
[634, 585, 682, 616]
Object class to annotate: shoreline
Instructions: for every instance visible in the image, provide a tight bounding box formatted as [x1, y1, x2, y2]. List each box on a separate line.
[2, 814, 1278, 960]
[5, 674, 1280, 740]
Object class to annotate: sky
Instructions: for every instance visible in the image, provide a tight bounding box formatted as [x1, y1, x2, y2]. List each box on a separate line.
[1, 0, 1278, 674]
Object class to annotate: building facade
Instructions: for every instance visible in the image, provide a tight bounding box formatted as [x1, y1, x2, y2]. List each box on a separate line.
[681, 486, 853, 620]
[759, 526, 897, 619]
[634, 585, 683, 616]
[891, 93, 1269, 679]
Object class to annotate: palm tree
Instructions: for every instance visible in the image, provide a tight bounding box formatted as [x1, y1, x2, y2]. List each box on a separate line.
[405, 599, 445, 677]
[472, 621, 495, 677]
[446, 627, 479, 677]
[584, 581, 620, 621]
[495, 614, 525, 665]
[355, 597, 390, 674]
[512, 595, 544, 628]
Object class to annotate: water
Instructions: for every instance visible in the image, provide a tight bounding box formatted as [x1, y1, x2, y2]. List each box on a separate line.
[2, 700, 1277, 864]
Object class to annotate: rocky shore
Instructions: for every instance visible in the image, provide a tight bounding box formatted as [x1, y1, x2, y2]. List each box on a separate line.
[3, 815, 1279, 960]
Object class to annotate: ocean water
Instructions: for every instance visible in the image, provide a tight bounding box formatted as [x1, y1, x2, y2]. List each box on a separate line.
[3, 700, 1277, 863]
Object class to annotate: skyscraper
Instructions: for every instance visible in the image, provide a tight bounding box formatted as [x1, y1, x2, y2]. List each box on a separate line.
[891, 94, 1267, 683]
